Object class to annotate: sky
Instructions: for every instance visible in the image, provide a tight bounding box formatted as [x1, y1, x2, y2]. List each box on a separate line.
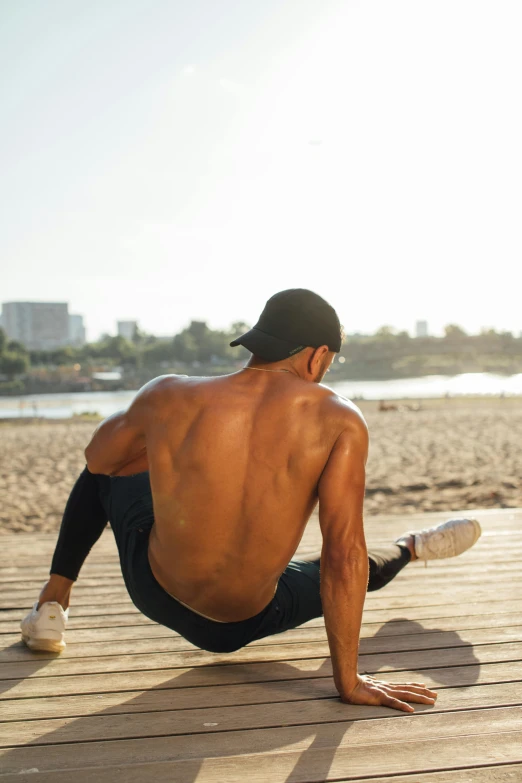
[1, 0, 521, 341]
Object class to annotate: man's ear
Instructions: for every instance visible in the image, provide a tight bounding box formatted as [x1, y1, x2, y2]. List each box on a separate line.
[308, 345, 329, 375]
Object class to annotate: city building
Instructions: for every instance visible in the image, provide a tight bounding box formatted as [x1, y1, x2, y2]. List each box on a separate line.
[117, 320, 138, 341]
[68, 314, 86, 347]
[1, 302, 70, 350]
[415, 320, 429, 338]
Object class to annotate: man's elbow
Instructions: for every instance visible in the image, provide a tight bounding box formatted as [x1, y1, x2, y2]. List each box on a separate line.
[84, 456, 98, 475]
[84, 444, 103, 475]
[322, 542, 368, 573]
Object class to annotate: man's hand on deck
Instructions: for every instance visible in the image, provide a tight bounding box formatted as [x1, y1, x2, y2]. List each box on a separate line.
[341, 674, 437, 713]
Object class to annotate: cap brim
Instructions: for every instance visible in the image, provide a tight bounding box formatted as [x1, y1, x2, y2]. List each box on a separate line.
[230, 328, 304, 361]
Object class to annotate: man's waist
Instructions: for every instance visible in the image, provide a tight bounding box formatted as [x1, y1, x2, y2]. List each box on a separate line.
[148, 547, 278, 622]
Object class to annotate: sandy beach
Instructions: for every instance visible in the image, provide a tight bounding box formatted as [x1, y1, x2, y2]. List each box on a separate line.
[1, 397, 521, 534]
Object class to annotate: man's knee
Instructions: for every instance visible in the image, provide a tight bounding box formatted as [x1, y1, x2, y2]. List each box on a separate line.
[367, 574, 389, 592]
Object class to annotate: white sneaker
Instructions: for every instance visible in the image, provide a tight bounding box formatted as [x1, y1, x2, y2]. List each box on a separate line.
[411, 517, 482, 564]
[20, 601, 68, 653]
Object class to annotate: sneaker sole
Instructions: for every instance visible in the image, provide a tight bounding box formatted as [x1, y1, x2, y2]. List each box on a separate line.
[22, 635, 66, 653]
[468, 518, 482, 547]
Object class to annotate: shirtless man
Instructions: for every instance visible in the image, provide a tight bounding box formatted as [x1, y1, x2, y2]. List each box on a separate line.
[21, 289, 481, 713]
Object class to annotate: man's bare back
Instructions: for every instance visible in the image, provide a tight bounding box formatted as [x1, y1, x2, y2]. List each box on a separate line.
[90, 369, 361, 622]
[82, 291, 378, 703]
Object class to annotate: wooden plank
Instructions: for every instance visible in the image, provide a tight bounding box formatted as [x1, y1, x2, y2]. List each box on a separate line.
[1, 577, 126, 589]
[2, 627, 521, 678]
[11, 525, 508, 557]
[0, 591, 133, 609]
[7, 566, 522, 595]
[5, 555, 521, 587]
[359, 598, 522, 623]
[0, 507, 518, 547]
[4, 540, 519, 568]
[5, 597, 522, 635]
[79, 733, 520, 783]
[2, 643, 519, 701]
[1, 638, 520, 686]
[1, 541, 518, 574]
[0, 604, 138, 622]
[0, 510, 518, 560]
[6, 549, 521, 572]
[4, 659, 521, 721]
[3, 549, 512, 574]
[338, 765, 522, 782]
[3, 678, 522, 745]
[0, 563, 122, 576]
[6, 578, 520, 609]
[0, 542, 517, 578]
[4, 610, 522, 650]
[4, 583, 521, 614]
[1, 714, 521, 779]
[3, 624, 522, 664]
[361, 587, 522, 611]
[2, 556, 520, 588]
[0, 538, 117, 558]
[5, 570, 522, 607]
[0, 612, 154, 633]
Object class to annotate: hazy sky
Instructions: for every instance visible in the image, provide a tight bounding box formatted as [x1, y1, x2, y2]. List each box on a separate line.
[1, 0, 521, 340]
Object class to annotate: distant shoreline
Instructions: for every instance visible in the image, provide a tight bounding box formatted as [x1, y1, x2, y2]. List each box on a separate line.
[3, 365, 522, 398]
[2, 393, 521, 428]
[2, 370, 522, 396]
[1, 372, 521, 421]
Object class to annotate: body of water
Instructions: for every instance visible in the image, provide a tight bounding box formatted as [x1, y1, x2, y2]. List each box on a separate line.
[1, 373, 522, 420]
[333, 372, 522, 401]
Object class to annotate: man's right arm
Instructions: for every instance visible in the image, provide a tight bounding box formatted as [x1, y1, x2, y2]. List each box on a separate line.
[318, 407, 369, 698]
[318, 405, 437, 712]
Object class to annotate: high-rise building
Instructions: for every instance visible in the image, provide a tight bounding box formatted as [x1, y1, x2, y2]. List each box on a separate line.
[415, 320, 429, 338]
[1, 302, 70, 350]
[117, 320, 138, 341]
[69, 314, 86, 347]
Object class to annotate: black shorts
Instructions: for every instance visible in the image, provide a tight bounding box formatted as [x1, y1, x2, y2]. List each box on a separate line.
[96, 473, 323, 653]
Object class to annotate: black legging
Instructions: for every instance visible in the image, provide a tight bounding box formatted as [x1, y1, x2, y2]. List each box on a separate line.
[51, 468, 109, 582]
[51, 467, 411, 589]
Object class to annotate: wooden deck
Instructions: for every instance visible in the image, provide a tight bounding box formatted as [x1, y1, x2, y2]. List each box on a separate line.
[1, 508, 521, 782]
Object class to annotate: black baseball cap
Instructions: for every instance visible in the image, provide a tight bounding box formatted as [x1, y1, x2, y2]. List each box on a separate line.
[230, 288, 342, 361]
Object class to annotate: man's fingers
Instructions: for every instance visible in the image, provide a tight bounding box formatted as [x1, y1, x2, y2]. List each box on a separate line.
[382, 694, 415, 713]
[385, 681, 430, 689]
[368, 679, 438, 699]
[385, 684, 438, 698]
[384, 688, 436, 705]
[368, 677, 431, 689]
[345, 678, 437, 712]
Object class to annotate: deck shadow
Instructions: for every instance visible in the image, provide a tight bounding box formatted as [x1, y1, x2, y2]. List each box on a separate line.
[0, 642, 60, 698]
[0, 657, 354, 780]
[0, 619, 480, 779]
[368, 619, 481, 684]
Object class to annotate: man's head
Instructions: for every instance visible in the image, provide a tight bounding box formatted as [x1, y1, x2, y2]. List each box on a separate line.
[230, 288, 342, 383]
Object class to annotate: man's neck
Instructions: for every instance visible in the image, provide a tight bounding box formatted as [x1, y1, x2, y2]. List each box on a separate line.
[246, 359, 301, 378]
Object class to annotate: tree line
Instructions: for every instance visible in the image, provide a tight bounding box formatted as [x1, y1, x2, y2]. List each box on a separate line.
[0, 330, 30, 378]
[1, 321, 522, 389]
